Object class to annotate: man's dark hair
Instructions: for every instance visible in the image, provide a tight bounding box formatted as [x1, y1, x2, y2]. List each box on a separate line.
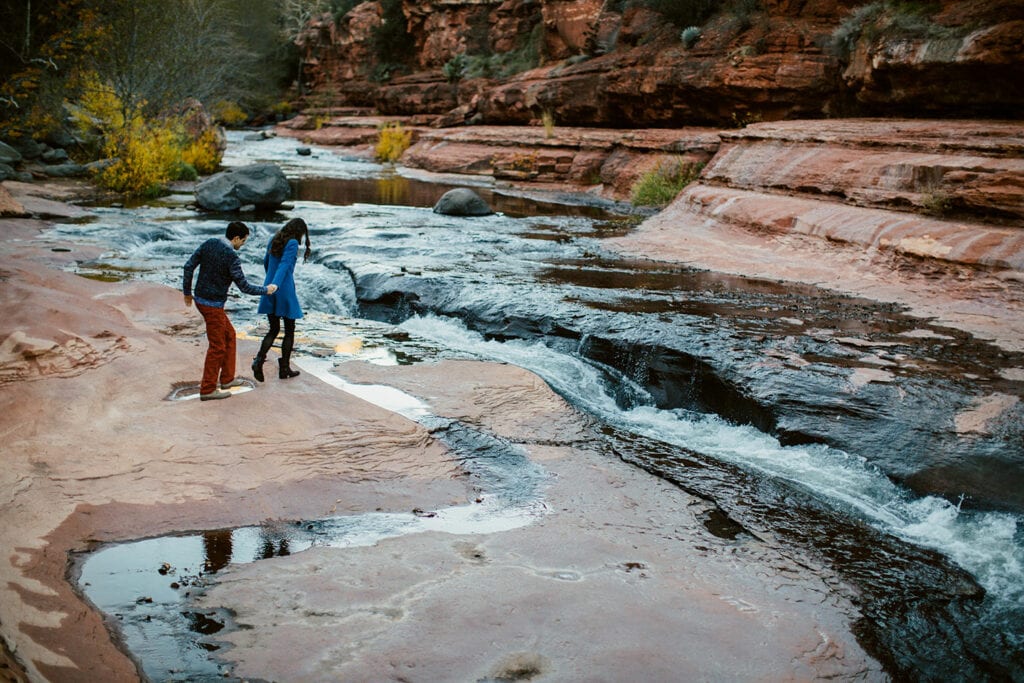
[225, 221, 250, 240]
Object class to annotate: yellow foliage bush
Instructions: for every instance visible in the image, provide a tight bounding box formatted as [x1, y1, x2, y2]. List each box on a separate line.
[68, 73, 224, 196]
[180, 128, 223, 175]
[211, 100, 248, 127]
[71, 72, 125, 135]
[541, 109, 555, 139]
[271, 100, 293, 116]
[98, 122, 179, 197]
[375, 122, 412, 163]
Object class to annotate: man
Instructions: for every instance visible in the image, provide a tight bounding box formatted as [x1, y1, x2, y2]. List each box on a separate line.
[183, 221, 278, 401]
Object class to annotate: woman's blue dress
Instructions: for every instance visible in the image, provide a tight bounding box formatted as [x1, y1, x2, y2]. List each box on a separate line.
[257, 238, 303, 319]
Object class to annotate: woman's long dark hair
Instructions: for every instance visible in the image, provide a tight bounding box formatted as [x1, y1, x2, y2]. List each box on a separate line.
[270, 217, 311, 262]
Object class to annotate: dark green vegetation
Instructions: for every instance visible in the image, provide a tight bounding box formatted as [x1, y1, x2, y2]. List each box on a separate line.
[829, 1, 961, 59]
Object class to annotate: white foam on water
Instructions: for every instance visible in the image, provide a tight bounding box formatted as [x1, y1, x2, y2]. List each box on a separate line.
[398, 313, 1024, 619]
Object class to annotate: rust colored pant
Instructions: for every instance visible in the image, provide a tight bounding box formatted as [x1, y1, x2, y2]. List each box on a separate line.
[196, 303, 236, 394]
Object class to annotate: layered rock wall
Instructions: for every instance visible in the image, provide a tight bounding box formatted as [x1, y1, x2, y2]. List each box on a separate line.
[295, 0, 1024, 127]
[402, 125, 719, 195]
[625, 119, 1024, 274]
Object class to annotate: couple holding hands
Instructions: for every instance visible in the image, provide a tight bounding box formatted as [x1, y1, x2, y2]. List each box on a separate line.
[182, 218, 312, 401]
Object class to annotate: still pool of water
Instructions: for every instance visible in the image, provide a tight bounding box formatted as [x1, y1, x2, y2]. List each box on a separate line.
[58, 130, 1023, 681]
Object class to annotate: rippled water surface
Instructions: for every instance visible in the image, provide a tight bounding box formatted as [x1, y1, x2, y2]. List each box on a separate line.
[64, 131, 1023, 680]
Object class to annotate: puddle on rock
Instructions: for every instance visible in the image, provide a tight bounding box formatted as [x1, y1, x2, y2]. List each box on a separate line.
[78, 359, 549, 681]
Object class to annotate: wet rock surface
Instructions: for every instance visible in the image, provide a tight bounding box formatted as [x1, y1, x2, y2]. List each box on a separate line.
[0, 197, 466, 681]
[352, 256, 1024, 511]
[3, 109, 1023, 681]
[192, 362, 882, 683]
[0, 226, 883, 682]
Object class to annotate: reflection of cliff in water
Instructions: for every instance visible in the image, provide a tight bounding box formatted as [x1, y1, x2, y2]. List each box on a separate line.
[292, 174, 611, 218]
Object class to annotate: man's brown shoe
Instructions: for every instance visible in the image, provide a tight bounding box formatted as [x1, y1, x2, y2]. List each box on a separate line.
[199, 389, 231, 401]
[219, 378, 247, 390]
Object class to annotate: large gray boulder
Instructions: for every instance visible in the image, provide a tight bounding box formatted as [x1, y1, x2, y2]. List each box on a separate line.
[195, 163, 291, 211]
[10, 138, 45, 160]
[42, 162, 87, 177]
[0, 141, 22, 165]
[432, 188, 493, 216]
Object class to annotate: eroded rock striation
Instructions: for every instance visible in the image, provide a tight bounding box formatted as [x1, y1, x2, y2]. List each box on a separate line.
[295, 0, 1024, 127]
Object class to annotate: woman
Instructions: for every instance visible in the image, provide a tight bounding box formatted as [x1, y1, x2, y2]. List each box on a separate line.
[251, 217, 312, 381]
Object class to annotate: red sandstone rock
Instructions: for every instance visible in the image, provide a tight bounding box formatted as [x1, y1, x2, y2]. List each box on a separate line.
[293, 1, 1022, 127]
[398, 125, 719, 198]
[0, 185, 27, 218]
[0, 196, 887, 681]
[707, 120, 1024, 224]
[298, 3, 381, 93]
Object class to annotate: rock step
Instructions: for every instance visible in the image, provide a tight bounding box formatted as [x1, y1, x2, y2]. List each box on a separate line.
[721, 120, 1024, 156]
[400, 127, 720, 194]
[676, 184, 1024, 271]
[707, 119, 1024, 225]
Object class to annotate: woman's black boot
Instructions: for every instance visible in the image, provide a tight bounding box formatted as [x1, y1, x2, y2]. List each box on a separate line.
[279, 357, 300, 379]
[251, 354, 266, 382]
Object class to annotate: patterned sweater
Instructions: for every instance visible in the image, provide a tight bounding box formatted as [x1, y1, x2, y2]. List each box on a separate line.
[182, 237, 267, 307]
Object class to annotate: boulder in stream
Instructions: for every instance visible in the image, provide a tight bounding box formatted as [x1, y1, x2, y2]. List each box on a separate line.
[432, 188, 493, 216]
[195, 163, 291, 211]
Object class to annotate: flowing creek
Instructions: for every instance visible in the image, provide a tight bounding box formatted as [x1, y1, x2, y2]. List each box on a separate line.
[54, 132, 1023, 680]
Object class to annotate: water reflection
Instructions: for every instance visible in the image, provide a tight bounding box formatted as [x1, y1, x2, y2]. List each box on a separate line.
[293, 174, 613, 218]
[202, 531, 232, 573]
[200, 528, 293, 570]
[258, 530, 291, 561]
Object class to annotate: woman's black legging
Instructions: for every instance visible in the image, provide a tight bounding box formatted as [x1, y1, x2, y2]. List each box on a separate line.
[258, 315, 295, 361]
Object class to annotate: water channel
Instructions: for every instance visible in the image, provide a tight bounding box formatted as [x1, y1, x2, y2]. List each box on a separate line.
[58, 131, 1023, 681]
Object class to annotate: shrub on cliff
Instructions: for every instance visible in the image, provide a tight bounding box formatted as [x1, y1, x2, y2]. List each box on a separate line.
[829, 1, 961, 59]
[681, 26, 702, 48]
[630, 160, 704, 207]
[443, 53, 468, 83]
[464, 24, 544, 80]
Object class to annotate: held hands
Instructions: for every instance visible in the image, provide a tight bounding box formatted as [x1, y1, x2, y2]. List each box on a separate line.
[266, 284, 278, 295]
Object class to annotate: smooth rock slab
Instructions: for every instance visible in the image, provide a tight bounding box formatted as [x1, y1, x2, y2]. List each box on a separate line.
[195, 435, 881, 682]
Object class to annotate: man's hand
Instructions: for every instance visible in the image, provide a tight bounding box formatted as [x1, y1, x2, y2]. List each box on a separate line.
[266, 284, 278, 295]
[184, 295, 193, 308]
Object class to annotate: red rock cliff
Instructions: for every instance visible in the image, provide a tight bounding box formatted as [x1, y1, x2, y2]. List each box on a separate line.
[296, 0, 1024, 127]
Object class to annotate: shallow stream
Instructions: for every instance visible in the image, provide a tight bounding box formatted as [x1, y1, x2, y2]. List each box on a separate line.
[59, 131, 1023, 680]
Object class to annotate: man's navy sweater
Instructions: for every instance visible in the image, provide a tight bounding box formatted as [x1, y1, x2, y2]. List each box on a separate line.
[183, 237, 267, 307]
